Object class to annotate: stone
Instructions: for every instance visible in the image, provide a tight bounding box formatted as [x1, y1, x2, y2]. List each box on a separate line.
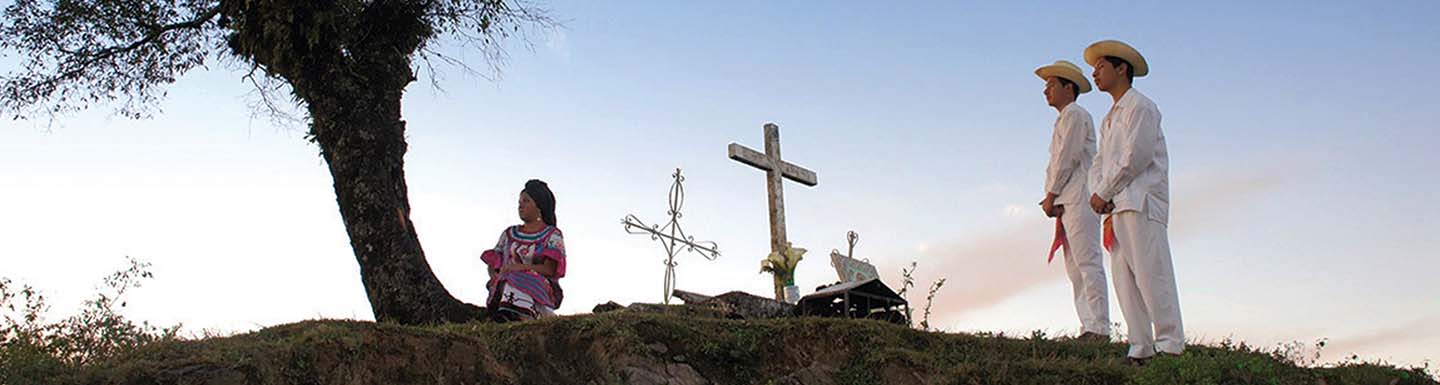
[592, 301, 624, 314]
[697, 291, 796, 319]
[621, 366, 669, 385]
[622, 303, 672, 314]
[671, 289, 713, 304]
[665, 363, 709, 385]
[773, 361, 840, 385]
[620, 361, 709, 385]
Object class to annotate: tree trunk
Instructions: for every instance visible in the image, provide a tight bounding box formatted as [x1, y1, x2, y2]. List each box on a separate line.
[221, 0, 483, 324]
[305, 84, 483, 324]
[299, 19, 480, 324]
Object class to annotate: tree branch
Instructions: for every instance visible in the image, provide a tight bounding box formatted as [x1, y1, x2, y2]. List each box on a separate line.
[42, 6, 220, 90]
[1, 0, 224, 119]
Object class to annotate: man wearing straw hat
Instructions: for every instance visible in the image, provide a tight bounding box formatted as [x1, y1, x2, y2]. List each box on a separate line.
[1035, 60, 1111, 343]
[1084, 39, 1185, 364]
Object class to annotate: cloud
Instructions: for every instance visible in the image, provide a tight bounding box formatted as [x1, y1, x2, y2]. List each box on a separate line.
[1323, 316, 1440, 362]
[877, 217, 1057, 315]
[545, 28, 571, 61]
[882, 162, 1299, 320]
[1168, 164, 1297, 236]
[1002, 204, 1030, 218]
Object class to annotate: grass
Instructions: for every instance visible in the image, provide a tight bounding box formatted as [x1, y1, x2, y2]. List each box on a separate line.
[14, 311, 1432, 385]
[4, 259, 1433, 384]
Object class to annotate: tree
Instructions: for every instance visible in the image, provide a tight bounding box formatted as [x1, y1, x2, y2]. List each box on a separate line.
[1, 0, 555, 325]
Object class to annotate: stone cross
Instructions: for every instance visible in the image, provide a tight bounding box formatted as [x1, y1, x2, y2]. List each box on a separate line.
[728, 123, 819, 257]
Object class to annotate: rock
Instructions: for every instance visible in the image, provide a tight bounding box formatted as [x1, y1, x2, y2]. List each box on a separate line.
[620, 362, 709, 385]
[697, 291, 796, 319]
[773, 361, 839, 385]
[621, 366, 669, 385]
[671, 289, 713, 304]
[592, 301, 624, 313]
[593, 292, 794, 320]
[665, 363, 708, 385]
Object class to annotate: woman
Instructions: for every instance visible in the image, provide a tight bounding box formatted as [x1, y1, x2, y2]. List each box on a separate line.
[480, 179, 566, 322]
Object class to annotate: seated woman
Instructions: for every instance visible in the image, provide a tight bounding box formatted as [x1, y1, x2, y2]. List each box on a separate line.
[480, 179, 567, 322]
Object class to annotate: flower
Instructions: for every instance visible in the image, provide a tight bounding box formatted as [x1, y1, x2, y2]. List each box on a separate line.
[760, 243, 806, 281]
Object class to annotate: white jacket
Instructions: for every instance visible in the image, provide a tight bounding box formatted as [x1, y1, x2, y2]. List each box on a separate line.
[1090, 88, 1170, 224]
[1044, 103, 1097, 206]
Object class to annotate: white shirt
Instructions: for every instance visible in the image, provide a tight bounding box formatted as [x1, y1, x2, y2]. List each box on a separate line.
[1090, 88, 1170, 224]
[1044, 103, 1096, 206]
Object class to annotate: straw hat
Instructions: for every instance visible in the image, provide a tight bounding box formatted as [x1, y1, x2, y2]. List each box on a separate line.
[1083, 40, 1148, 77]
[1034, 60, 1092, 94]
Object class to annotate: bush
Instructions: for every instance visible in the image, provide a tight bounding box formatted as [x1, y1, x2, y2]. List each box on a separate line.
[0, 257, 178, 384]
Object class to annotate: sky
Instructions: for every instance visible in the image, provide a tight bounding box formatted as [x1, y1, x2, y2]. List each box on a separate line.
[3, 0, 1438, 370]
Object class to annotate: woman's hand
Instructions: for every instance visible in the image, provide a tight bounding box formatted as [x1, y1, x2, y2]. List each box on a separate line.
[498, 260, 558, 277]
[499, 264, 527, 273]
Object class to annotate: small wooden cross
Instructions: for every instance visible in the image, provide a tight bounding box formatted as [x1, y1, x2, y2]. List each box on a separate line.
[728, 123, 819, 293]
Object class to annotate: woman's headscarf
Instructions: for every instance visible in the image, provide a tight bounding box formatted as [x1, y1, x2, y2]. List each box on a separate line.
[523, 179, 557, 226]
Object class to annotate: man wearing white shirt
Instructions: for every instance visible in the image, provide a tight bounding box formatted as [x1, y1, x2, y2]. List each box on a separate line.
[1035, 60, 1110, 342]
[1083, 40, 1184, 364]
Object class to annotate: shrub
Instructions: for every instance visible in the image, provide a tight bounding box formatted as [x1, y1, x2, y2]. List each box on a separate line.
[0, 257, 178, 384]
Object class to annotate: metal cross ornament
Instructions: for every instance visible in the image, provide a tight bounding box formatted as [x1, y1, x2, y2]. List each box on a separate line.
[622, 168, 722, 304]
[830, 230, 879, 283]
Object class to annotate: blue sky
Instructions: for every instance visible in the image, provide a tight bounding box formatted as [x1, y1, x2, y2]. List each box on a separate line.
[2, 0, 1437, 368]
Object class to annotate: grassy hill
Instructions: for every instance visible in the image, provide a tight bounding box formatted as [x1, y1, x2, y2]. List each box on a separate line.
[14, 309, 1435, 385]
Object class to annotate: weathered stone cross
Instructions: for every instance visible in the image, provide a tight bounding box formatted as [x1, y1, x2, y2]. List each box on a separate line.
[728, 123, 819, 257]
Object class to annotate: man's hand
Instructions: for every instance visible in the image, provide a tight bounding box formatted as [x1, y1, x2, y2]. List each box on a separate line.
[1040, 194, 1064, 218]
[1090, 193, 1114, 214]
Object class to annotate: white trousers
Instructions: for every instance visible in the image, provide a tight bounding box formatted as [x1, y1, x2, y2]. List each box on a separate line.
[1111, 210, 1185, 358]
[1060, 204, 1110, 335]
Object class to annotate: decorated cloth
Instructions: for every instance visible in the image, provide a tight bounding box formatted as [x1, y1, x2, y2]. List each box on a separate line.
[1103, 215, 1117, 252]
[481, 225, 566, 318]
[1049, 218, 1068, 263]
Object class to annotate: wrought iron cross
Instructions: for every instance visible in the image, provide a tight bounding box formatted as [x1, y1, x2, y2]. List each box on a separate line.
[622, 168, 721, 304]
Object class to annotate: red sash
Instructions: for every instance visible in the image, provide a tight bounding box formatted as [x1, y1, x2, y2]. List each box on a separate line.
[1052, 213, 1120, 262]
[1048, 218, 1068, 263]
[1102, 215, 1117, 252]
